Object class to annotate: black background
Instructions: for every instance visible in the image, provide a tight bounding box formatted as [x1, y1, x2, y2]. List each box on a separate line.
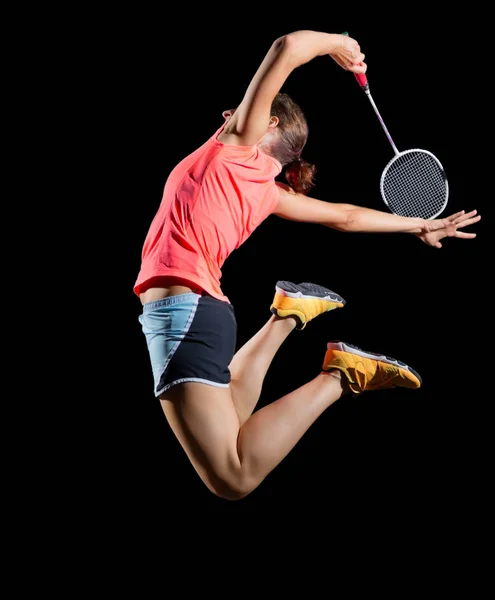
[99, 9, 490, 518]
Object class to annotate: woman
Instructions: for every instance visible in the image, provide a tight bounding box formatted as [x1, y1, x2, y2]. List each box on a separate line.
[134, 30, 480, 500]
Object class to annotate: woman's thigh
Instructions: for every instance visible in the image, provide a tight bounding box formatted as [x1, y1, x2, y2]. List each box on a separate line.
[160, 381, 242, 496]
[138, 292, 242, 495]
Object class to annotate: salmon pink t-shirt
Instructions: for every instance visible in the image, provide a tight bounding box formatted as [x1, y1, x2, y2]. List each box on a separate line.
[134, 124, 282, 303]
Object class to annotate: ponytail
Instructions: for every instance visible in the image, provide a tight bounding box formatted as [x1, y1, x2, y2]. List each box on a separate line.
[284, 157, 316, 195]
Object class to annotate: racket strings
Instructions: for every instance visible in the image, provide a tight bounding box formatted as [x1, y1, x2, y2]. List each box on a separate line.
[381, 150, 448, 219]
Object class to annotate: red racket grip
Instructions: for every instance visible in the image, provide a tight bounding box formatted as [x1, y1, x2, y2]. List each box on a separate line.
[354, 72, 368, 90]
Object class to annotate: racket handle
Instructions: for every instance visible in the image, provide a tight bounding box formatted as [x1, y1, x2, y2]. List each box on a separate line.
[354, 72, 369, 91]
[342, 31, 369, 92]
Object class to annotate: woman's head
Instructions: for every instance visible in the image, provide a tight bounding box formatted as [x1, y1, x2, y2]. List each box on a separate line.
[261, 92, 316, 195]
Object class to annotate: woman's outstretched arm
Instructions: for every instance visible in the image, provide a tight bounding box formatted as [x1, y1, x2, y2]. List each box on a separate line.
[273, 182, 481, 247]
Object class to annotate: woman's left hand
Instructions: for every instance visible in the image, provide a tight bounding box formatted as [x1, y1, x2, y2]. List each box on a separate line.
[417, 209, 481, 248]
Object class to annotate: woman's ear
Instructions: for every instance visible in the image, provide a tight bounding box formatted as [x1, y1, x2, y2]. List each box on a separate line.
[268, 115, 279, 129]
[222, 109, 236, 121]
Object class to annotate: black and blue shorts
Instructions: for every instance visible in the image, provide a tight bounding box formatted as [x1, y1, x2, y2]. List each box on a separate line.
[138, 292, 237, 397]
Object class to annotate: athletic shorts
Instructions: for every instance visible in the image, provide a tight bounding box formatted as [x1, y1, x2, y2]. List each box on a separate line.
[138, 292, 237, 397]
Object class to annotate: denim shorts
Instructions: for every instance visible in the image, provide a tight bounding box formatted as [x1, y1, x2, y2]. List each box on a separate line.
[138, 292, 237, 397]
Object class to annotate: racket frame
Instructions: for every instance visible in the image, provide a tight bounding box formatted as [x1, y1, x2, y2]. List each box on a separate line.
[380, 148, 449, 219]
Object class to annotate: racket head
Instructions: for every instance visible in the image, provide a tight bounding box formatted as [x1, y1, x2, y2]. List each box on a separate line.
[380, 149, 449, 219]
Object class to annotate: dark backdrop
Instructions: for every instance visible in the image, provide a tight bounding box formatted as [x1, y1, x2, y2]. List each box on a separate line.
[102, 11, 489, 517]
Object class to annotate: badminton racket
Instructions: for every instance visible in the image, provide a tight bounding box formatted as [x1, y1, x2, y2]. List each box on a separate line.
[342, 32, 449, 220]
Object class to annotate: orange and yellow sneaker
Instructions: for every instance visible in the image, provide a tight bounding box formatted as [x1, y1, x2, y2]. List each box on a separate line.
[270, 281, 345, 330]
[322, 341, 422, 395]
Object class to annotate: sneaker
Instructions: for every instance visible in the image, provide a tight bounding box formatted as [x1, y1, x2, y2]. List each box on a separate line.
[270, 281, 345, 330]
[322, 341, 422, 395]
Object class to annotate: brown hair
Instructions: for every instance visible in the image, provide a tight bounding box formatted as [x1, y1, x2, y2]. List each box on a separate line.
[269, 92, 316, 195]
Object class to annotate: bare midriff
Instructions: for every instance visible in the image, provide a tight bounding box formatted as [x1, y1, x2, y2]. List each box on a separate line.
[139, 276, 203, 304]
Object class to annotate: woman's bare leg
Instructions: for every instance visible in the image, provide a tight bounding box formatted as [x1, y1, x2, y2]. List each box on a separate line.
[156, 282, 420, 500]
[227, 280, 346, 425]
[160, 370, 346, 500]
[160, 287, 346, 500]
[228, 314, 297, 425]
[160, 333, 421, 500]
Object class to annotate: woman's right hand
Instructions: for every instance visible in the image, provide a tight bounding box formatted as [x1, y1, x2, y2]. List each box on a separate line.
[329, 33, 367, 73]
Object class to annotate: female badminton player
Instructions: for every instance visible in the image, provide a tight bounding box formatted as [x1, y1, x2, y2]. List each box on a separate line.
[134, 30, 480, 500]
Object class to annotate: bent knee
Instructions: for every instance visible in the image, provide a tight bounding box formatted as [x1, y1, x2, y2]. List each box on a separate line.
[208, 471, 260, 501]
[213, 485, 252, 502]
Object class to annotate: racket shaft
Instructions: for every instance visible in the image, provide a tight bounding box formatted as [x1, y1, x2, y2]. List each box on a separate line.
[366, 93, 399, 155]
[341, 33, 399, 155]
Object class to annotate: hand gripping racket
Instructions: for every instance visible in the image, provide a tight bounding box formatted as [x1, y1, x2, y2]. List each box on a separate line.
[343, 33, 449, 220]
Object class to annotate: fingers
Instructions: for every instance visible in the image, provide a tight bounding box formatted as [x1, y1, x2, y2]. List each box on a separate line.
[352, 49, 365, 64]
[456, 214, 481, 228]
[455, 231, 477, 239]
[447, 210, 466, 221]
[453, 209, 478, 224]
[349, 60, 367, 73]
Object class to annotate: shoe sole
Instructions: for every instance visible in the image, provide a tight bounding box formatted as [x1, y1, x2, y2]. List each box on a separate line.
[326, 340, 422, 385]
[274, 281, 346, 304]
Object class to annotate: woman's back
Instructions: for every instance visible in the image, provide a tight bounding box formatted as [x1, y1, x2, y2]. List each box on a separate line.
[134, 123, 282, 302]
